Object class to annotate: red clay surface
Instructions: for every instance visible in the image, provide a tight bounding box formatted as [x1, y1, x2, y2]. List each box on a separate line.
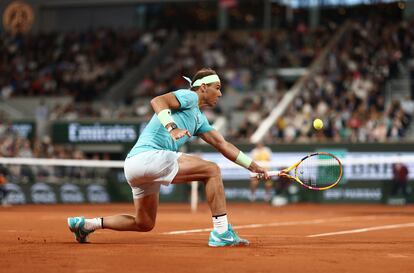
[1, 203, 414, 273]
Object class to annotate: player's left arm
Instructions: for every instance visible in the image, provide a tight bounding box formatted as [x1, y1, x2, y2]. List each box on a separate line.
[199, 130, 270, 179]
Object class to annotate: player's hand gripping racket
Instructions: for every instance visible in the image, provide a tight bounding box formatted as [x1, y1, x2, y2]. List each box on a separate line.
[251, 152, 343, 190]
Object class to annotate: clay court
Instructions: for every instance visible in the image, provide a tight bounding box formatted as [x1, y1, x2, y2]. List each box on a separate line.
[1, 203, 414, 273]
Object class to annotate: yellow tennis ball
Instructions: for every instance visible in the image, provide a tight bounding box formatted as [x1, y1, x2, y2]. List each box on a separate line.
[313, 118, 324, 130]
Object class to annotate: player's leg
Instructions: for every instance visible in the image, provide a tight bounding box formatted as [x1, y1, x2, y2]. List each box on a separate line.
[86, 153, 227, 237]
[99, 192, 159, 231]
[68, 188, 159, 242]
[68, 187, 160, 243]
[172, 154, 248, 247]
[172, 154, 226, 215]
[76, 154, 210, 237]
[68, 152, 166, 243]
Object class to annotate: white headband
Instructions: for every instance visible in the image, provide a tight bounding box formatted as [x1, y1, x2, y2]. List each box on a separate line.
[183, 75, 220, 87]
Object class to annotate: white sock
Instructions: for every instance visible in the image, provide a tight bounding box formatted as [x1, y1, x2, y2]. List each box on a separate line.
[212, 214, 228, 234]
[84, 218, 103, 231]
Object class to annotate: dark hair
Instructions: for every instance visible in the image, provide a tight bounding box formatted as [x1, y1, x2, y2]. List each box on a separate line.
[190, 68, 217, 91]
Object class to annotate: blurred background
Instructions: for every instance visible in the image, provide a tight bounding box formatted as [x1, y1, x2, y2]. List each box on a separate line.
[0, 0, 413, 207]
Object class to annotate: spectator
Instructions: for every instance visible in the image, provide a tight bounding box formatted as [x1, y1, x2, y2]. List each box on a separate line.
[0, 165, 10, 207]
[35, 100, 49, 139]
[391, 161, 409, 198]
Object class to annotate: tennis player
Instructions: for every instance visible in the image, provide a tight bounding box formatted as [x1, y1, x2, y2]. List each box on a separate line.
[68, 68, 270, 247]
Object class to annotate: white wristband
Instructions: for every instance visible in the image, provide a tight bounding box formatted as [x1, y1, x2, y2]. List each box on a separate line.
[235, 151, 253, 169]
[157, 109, 175, 127]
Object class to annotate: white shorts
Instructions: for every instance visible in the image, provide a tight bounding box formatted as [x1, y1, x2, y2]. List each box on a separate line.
[124, 150, 182, 199]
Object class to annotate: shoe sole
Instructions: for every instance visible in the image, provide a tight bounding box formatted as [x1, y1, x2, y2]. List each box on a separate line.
[208, 241, 249, 247]
[67, 218, 88, 243]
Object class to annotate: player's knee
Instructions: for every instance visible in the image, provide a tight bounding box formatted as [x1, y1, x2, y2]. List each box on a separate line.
[135, 219, 155, 232]
[208, 162, 221, 177]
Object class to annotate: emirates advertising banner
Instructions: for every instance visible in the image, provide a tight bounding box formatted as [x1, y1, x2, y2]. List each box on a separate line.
[52, 122, 143, 144]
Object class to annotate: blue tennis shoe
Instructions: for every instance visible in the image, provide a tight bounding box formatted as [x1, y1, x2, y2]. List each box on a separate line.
[208, 224, 249, 247]
[68, 216, 94, 243]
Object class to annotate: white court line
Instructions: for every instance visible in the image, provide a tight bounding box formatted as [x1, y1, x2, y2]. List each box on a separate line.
[308, 222, 414, 238]
[162, 215, 381, 235]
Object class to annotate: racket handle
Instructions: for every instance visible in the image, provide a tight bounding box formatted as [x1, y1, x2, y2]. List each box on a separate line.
[250, 171, 280, 178]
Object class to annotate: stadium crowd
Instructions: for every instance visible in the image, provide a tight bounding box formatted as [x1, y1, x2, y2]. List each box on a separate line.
[0, 28, 168, 101]
[133, 23, 335, 98]
[128, 23, 336, 140]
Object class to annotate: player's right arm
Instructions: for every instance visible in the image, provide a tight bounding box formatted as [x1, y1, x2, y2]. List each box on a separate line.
[150, 93, 191, 140]
[150, 93, 181, 112]
[200, 130, 270, 179]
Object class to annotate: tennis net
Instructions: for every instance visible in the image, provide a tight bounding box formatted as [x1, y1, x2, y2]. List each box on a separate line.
[0, 153, 412, 207]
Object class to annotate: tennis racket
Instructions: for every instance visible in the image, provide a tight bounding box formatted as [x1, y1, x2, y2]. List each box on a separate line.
[250, 152, 343, 191]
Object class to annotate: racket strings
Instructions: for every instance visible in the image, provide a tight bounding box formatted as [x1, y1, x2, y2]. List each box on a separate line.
[296, 155, 341, 189]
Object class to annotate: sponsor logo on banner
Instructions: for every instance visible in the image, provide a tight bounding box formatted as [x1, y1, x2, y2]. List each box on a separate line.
[225, 188, 267, 200]
[12, 123, 33, 138]
[31, 183, 57, 204]
[5, 183, 26, 204]
[60, 183, 84, 203]
[87, 184, 110, 203]
[68, 123, 137, 143]
[323, 188, 383, 201]
[346, 162, 392, 180]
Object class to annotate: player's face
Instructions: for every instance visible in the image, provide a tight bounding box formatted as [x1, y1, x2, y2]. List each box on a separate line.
[205, 82, 222, 106]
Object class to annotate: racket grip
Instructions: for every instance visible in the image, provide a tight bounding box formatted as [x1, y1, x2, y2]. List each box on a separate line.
[250, 171, 280, 178]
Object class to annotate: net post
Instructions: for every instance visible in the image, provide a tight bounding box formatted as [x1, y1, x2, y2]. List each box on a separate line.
[190, 181, 198, 212]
